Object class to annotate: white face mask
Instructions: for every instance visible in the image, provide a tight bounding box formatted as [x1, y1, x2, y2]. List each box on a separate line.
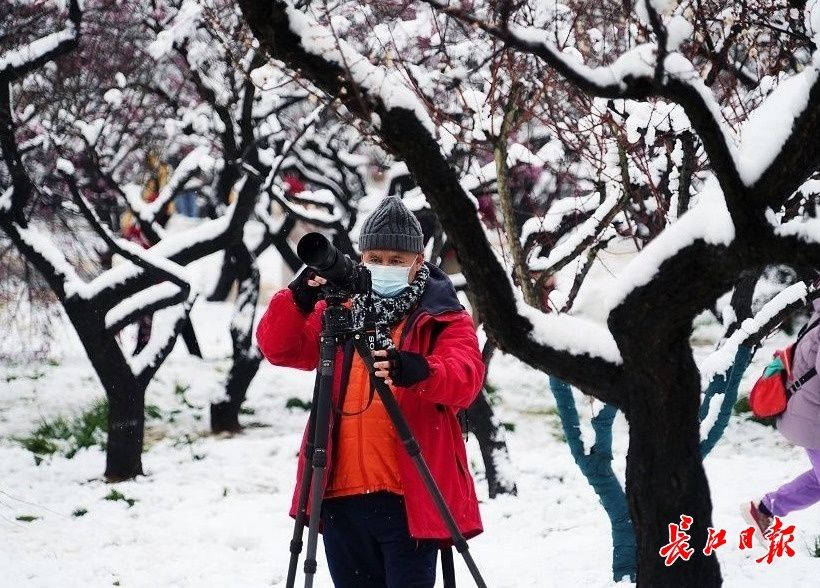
[364, 260, 417, 297]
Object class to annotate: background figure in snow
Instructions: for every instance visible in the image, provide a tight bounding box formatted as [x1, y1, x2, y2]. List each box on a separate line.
[119, 151, 175, 354]
[744, 284, 820, 538]
[143, 150, 175, 225]
[256, 196, 485, 587]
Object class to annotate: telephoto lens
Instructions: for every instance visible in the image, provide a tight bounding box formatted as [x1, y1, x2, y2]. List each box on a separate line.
[296, 232, 358, 287]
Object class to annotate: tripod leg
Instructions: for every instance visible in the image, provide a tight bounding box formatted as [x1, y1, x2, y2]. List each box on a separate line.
[303, 330, 338, 588]
[285, 374, 321, 588]
[352, 335, 488, 588]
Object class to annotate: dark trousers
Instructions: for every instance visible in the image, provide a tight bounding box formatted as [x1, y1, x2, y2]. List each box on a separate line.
[321, 492, 438, 588]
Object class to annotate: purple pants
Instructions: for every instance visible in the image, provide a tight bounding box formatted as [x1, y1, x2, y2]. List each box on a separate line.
[762, 448, 820, 516]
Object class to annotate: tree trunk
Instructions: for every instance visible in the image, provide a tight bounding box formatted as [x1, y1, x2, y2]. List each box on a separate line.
[211, 243, 261, 433]
[723, 267, 760, 338]
[550, 377, 636, 581]
[467, 388, 518, 497]
[211, 354, 262, 433]
[467, 339, 517, 497]
[105, 373, 146, 480]
[208, 249, 239, 302]
[624, 338, 721, 586]
[67, 299, 146, 480]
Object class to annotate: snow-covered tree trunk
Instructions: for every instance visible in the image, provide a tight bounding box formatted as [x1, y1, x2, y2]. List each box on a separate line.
[67, 297, 147, 479]
[211, 243, 262, 432]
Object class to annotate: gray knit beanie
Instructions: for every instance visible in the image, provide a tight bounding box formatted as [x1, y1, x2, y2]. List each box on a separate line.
[359, 196, 424, 253]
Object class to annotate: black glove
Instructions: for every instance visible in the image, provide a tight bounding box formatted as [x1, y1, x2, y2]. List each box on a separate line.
[384, 349, 430, 387]
[288, 268, 321, 314]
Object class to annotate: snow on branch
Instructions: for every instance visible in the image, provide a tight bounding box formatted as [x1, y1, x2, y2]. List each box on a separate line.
[423, 0, 747, 200]
[66, 175, 193, 297]
[105, 282, 185, 334]
[528, 187, 627, 276]
[79, 210, 234, 302]
[279, 4, 437, 135]
[514, 287, 623, 365]
[64, 198, 239, 305]
[14, 223, 82, 291]
[0, 28, 74, 73]
[520, 196, 602, 247]
[130, 300, 194, 387]
[255, 192, 288, 236]
[511, 27, 658, 96]
[128, 146, 215, 226]
[766, 172, 820, 244]
[661, 54, 741, 175]
[422, 0, 654, 98]
[0, 187, 12, 212]
[0, 0, 82, 80]
[93, 156, 265, 307]
[259, 101, 330, 193]
[769, 208, 820, 244]
[146, 0, 204, 60]
[735, 52, 820, 187]
[0, 213, 102, 300]
[269, 186, 343, 227]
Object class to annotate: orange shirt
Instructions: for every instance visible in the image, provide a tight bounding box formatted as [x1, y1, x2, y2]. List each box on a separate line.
[325, 317, 408, 498]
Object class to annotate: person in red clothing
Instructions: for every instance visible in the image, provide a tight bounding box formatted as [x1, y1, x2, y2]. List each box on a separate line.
[256, 196, 485, 588]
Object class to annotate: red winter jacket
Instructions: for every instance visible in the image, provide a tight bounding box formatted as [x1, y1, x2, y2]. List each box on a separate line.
[256, 263, 485, 540]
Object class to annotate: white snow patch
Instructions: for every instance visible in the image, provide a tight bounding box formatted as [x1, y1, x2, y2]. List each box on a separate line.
[56, 158, 75, 175]
[125, 303, 188, 376]
[0, 186, 12, 212]
[509, 24, 655, 91]
[147, 0, 204, 60]
[666, 16, 693, 51]
[0, 27, 76, 72]
[515, 289, 623, 365]
[529, 190, 621, 272]
[736, 56, 820, 186]
[103, 88, 123, 107]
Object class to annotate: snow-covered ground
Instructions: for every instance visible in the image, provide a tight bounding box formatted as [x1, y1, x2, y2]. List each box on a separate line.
[3, 280, 820, 587]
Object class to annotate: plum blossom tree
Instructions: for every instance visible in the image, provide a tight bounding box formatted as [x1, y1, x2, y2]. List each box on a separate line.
[0, 0, 265, 478]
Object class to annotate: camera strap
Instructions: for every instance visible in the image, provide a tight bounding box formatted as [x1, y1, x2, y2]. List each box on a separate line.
[335, 385, 378, 417]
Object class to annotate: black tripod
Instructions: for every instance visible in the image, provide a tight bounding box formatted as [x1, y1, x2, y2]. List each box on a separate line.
[285, 289, 487, 588]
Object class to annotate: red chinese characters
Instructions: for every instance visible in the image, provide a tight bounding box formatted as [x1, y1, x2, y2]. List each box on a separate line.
[756, 517, 796, 564]
[660, 515, 796, 565]
[703, 527, 727, 556]
[739, 527, 755, 550]
[659, 515, 695, 566]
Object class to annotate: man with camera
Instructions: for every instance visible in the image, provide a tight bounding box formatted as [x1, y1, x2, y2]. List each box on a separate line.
[257, 196, 485, 588]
